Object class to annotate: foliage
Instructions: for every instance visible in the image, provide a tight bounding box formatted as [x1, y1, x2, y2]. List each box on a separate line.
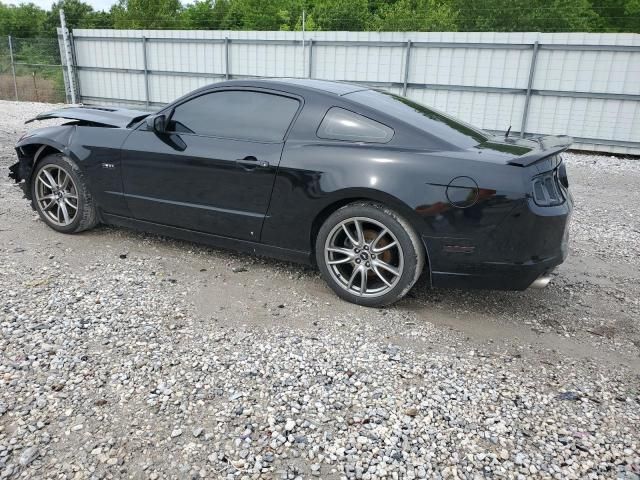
[0, 2, 48, 38]
[453, 0, 602, 32]
[0, 0, 638, 38]
[312, 0, 371, 30]
[111, 0, 183, 28]
[181, 0, 230, 30]
[368, 0, 458, 31]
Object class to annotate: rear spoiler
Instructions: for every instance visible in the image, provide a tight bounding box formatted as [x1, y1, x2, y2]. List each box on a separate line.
[507, 135, 573, 167]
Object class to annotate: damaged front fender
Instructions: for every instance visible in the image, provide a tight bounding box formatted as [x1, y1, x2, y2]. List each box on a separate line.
[9, 125, 77, 199]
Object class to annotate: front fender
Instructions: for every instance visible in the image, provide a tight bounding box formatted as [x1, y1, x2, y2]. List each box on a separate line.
[11, 125, 78, 182]
[12, 124, 133, 218]
[15, 124, 77, 156]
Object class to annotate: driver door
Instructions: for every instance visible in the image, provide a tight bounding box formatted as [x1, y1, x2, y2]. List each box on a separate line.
[120, 89, 301, 242]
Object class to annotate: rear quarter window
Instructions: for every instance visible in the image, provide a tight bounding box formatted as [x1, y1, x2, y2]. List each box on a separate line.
[317, 107, 394, 144]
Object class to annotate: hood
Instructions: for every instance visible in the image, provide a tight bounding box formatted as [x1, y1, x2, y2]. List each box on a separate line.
[473, 135, 573, 167]
[25, 106, 150, 129]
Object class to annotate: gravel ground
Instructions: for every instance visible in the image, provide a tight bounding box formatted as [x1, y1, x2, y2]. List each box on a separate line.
[1, 100, 639, 480]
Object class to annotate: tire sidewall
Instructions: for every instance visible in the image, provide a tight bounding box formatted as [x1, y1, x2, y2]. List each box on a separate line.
[316, 203, 423, 307]
[31, 154, 86, 234]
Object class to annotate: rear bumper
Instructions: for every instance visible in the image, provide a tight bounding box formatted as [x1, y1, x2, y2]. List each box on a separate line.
[424, 195, 572, 291]
[430, 254, 565, 290]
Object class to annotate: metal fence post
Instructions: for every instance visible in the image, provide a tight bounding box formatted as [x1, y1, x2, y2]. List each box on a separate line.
[402, 40, 412, 96]
[520, 41, 539, 138]
[8, 36, 18, 101]
[308, 39, 314, 78]
[142, 36, 150, 108]
[59, 9, 77, 104]
[225, 37, 230, 80]
[69, 32, 81, 104]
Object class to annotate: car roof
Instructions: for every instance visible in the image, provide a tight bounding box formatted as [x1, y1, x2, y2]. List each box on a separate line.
[199, 78, 368, 97]
[258, 78, 368, 96]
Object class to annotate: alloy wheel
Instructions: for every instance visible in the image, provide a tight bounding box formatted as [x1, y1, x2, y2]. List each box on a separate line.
[324, 217, 404, 297]
[35, 164, 79, 227]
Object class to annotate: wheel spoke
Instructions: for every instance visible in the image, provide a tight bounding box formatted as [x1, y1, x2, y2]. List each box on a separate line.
[372, 259, 400, 277]
[359, 267, 368, 295]
[328, 246, 352, 255]
[371, 228, 388, 250]
[59, 201, 71, 224]
[342, 223, 359, 246]
[372, 240, 397, 254]
[353, 219, 364, 246]
[37, 175, 54, 190]
[42, 170, 58, 190]
[42, 200, 57, 211]
[60, 171, 71, 189]
[372, 264, 393, 287]
[327, 246, 355, 264]
[39, 194, 57, 202]
[63, 197, 78, 209]
[328, 258, 352, 266]
[347, 266, 361, 290]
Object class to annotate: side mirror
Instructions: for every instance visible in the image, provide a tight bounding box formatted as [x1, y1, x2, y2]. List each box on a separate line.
[146, 114, 167, 134]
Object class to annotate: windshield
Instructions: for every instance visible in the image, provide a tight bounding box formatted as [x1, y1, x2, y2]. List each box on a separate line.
[344, 89, 489, 148]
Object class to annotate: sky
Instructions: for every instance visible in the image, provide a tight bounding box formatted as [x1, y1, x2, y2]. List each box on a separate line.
[10, 0, 117, 11]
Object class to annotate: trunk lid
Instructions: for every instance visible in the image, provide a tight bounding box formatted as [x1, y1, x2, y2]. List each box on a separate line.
[475, 134, 573, 167]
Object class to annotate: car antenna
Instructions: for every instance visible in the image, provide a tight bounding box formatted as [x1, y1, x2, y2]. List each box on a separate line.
[505, 125, 512, 138]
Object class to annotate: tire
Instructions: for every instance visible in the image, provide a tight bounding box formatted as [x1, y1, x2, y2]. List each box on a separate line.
[316, 202, 424, 307]
[30, 153, 98, 234]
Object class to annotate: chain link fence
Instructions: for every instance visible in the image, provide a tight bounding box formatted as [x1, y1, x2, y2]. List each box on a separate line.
[0, 36, 67, 104]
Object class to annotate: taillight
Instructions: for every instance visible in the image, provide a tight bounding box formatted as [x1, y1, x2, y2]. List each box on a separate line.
[557, 162, 569, 188]
[532, 170, 564, 206]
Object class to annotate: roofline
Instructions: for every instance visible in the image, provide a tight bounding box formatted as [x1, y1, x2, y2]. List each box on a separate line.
[190, 78, 370, 97]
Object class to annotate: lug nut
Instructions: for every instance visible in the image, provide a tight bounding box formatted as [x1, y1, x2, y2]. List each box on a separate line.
[371, 254, 376, 259]
[355, 259, 361, 264]
[354, 248, 360, 253]
[365, 262, 370, 267]
[363, 245, 369, 250]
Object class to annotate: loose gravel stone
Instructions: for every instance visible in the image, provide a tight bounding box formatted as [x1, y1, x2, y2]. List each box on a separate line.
[18, 447, 39, 466]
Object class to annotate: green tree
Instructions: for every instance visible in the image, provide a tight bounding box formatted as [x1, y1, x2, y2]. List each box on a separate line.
[454, 0, 602, 32]
[112, 0, 183, 29]
[182, 0, 230, 29]
[293, 11, 318, 31]
[368, 0, 458, 31]
[312, 0, 371, 30]
[592, 0, 640, 32]
[0, 2, 48, 38]
[44, 0, 100, 36]
[220, 0, 300, 30]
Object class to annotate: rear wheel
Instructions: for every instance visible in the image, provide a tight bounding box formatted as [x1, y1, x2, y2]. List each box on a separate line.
[31, 154, 98, 234]
[316, 202, 424, 307]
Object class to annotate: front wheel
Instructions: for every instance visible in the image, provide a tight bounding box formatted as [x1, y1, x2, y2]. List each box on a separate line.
[316, 202, 425, 307]
[31, 153, 98, 234]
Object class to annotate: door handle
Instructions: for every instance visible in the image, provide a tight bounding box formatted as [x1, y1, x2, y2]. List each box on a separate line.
[235, 156, 270, 169]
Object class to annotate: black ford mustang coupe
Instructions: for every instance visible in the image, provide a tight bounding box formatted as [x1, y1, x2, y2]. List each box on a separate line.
[10, 79, 572, 306]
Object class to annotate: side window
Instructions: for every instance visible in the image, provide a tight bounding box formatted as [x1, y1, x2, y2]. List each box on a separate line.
[168, 90, 300, 142]
[317, 107, 394, 143]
